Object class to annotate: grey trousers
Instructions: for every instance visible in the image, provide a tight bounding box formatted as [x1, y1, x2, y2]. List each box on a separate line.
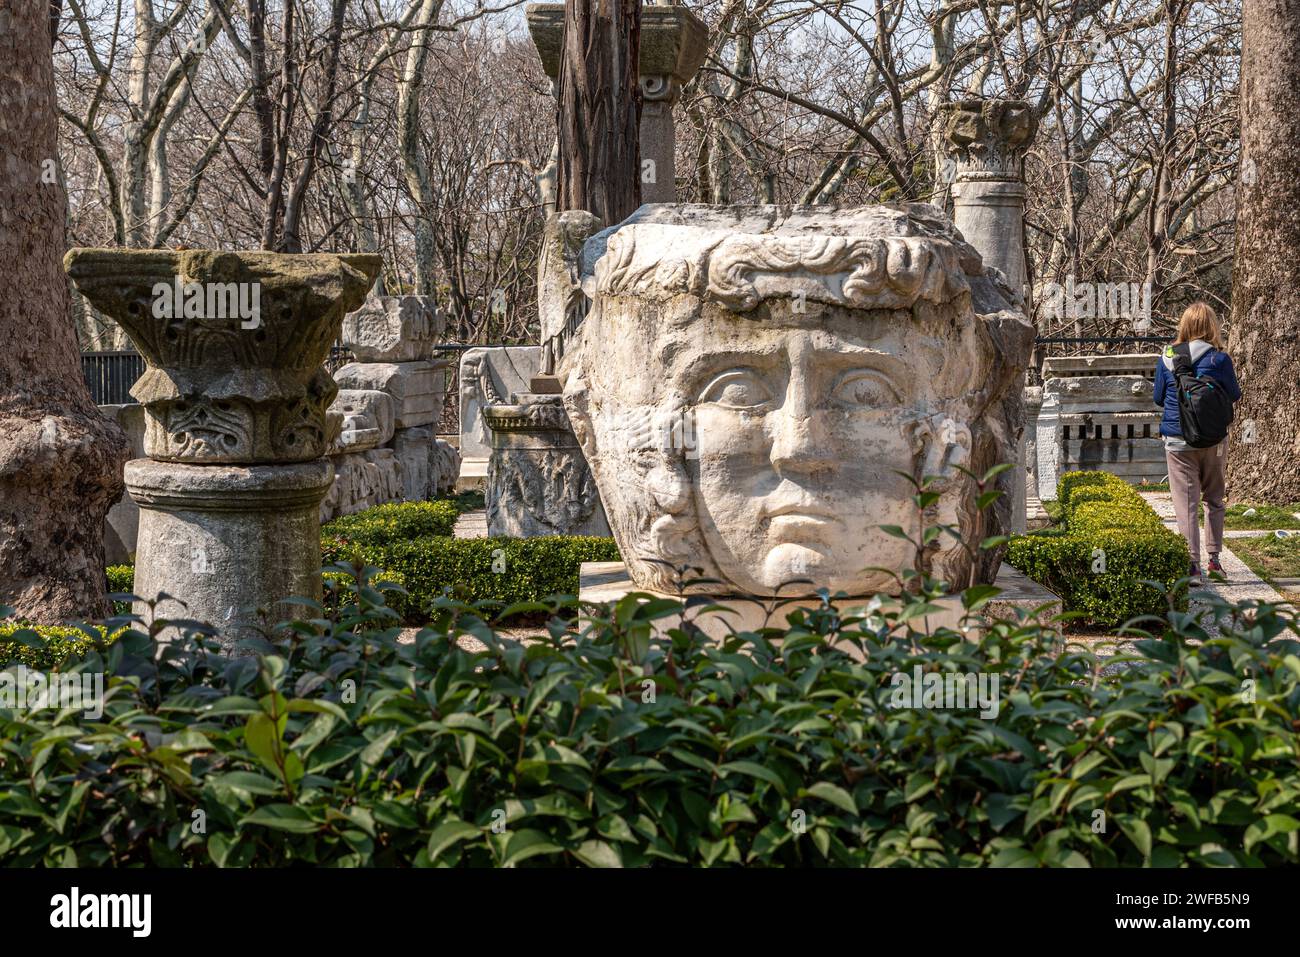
[1166, 441, 1227, 564]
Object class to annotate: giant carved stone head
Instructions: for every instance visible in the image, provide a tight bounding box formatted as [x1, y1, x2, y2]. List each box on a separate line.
[557, 204, 1033, 597]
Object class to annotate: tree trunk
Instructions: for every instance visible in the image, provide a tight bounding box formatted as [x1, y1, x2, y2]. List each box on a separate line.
[556, 0, 641, 226]
[1226, 0, 1300, 501]
[0, 0, 129, 622]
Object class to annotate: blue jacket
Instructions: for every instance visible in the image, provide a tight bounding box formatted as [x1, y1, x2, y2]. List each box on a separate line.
[1152, 340, 1241, 437]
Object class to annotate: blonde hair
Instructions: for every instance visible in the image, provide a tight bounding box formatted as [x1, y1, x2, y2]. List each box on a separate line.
[1175, 302, 1225, 350]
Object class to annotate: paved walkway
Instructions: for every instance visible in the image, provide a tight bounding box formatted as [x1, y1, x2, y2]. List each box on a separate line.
[1138, 491, 1287, 637]
[453, 509, 488, 539]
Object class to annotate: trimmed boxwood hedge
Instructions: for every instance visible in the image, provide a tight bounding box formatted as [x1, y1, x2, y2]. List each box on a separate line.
[322, 500, 459, 544]
[1006, 471, 1189, 626]
[0, 624, 125, 670]
[104, 500, 621, 625]
[324, 535, 622, 620]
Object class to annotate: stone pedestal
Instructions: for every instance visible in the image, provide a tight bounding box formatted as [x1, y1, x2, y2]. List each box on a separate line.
[579, 561, 1060, 647]
[127, 458, 333, 649]
[941, 99, 1038, 296]
[484, 393, 609, 537]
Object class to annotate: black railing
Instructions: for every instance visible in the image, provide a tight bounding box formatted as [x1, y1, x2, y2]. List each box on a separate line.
[82, 351, 145, 406]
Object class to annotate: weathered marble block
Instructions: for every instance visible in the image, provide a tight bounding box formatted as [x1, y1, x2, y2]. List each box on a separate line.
[392, 427, 433, 501]
[558, 203, 1033, 597]
[458, 346, 542, 469]
[340, 295, 443, 362]
[327, 389, 395, 453]
[320, 448, 403, 522]
[333, 359, 445, 429]
[483, 393, 609, 538]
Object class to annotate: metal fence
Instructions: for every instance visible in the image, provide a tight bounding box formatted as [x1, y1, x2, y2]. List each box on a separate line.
[81, 351, 145, 406]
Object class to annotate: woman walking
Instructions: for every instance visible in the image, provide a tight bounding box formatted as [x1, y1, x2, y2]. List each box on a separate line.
[1152, 302, 1242, 579]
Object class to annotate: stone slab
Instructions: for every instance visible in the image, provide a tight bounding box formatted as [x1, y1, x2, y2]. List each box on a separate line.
[334, 359, 446, 429]
[458, 346, 541, 465]
[579, 561, 1061, 647]
[340, 295, 443, 362]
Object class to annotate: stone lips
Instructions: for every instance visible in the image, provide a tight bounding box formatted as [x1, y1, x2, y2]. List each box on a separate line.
[64, 249, 381, 464]
[560, 202, 1034, 598]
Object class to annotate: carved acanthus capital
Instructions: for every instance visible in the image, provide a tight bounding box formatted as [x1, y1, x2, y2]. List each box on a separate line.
[941, 99, 1038, 182]
[64, 248, 381, 464]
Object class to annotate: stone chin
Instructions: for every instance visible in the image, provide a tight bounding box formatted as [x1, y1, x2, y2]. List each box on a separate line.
[560, 203, 1034, 598]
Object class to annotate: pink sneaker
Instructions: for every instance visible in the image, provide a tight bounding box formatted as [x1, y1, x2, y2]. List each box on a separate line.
[1207, 557, 1226, 578]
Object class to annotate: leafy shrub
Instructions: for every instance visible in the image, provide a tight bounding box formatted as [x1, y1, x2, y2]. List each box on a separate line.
[0, 623, 124, 669]
[1007, 471, 1189, 626]
[326, 535, 622, 620]
[322, 500, 459, 546]
[1, 574, 1297, 867]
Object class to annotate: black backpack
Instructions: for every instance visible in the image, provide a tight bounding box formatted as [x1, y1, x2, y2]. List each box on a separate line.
[1169, 343, 1234, 448]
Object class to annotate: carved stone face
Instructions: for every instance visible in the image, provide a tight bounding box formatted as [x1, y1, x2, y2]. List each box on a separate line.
[560, 204, 1033, 597]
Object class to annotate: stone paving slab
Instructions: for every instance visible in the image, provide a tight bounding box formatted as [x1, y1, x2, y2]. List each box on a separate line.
[453, 509, 488, 539]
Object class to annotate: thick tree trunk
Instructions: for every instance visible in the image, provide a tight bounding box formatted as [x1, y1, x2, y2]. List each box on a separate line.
[0, 0, 129, 621]
[1226, 0, 1300, 501]
[556, 0, 641, 226]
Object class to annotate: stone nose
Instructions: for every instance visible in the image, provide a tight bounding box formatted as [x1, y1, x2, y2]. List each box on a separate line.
[768, 404, 835, 476]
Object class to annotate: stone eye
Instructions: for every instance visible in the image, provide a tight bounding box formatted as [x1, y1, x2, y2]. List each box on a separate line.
[698, 369, 772, 410]
[831, 369, 898, 408]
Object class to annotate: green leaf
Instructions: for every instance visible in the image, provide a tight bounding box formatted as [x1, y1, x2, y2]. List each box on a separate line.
[241, 804, 318, 834]
[571, 839, 622, 868]
[804, 782, 858, 815]
[427, 819, 481, 862]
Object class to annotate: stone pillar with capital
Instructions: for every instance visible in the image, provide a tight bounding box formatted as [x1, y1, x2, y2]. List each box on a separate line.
[940, 98, 1038, 297]
[65, 249, 381, 650]
[942, 98, 1038, 531]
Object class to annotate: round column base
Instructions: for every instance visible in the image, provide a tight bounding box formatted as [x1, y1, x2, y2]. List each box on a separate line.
[124, 458, 333, 651]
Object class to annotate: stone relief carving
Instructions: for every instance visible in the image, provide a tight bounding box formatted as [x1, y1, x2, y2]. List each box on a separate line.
[483, 395, 609, 538]
[559, 203, 1033, 597]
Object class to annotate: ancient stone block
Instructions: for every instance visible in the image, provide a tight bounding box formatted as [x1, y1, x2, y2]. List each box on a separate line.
[392, 426, 433, 501]
[484, 393, 609, 538]
[327, 389, 395, 453]
[334, 359, 446, 429]
[340, 295, 443, 362]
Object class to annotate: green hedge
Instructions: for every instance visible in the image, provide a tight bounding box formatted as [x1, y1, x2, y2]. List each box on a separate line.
[107, 500, 621, 624]
[1007, 471, 1189, 626]
[2, 577, 1298, 867]
[322, 500, 459, 544]
[326, 535, 622, 620]
[0, 624, 125, 669]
